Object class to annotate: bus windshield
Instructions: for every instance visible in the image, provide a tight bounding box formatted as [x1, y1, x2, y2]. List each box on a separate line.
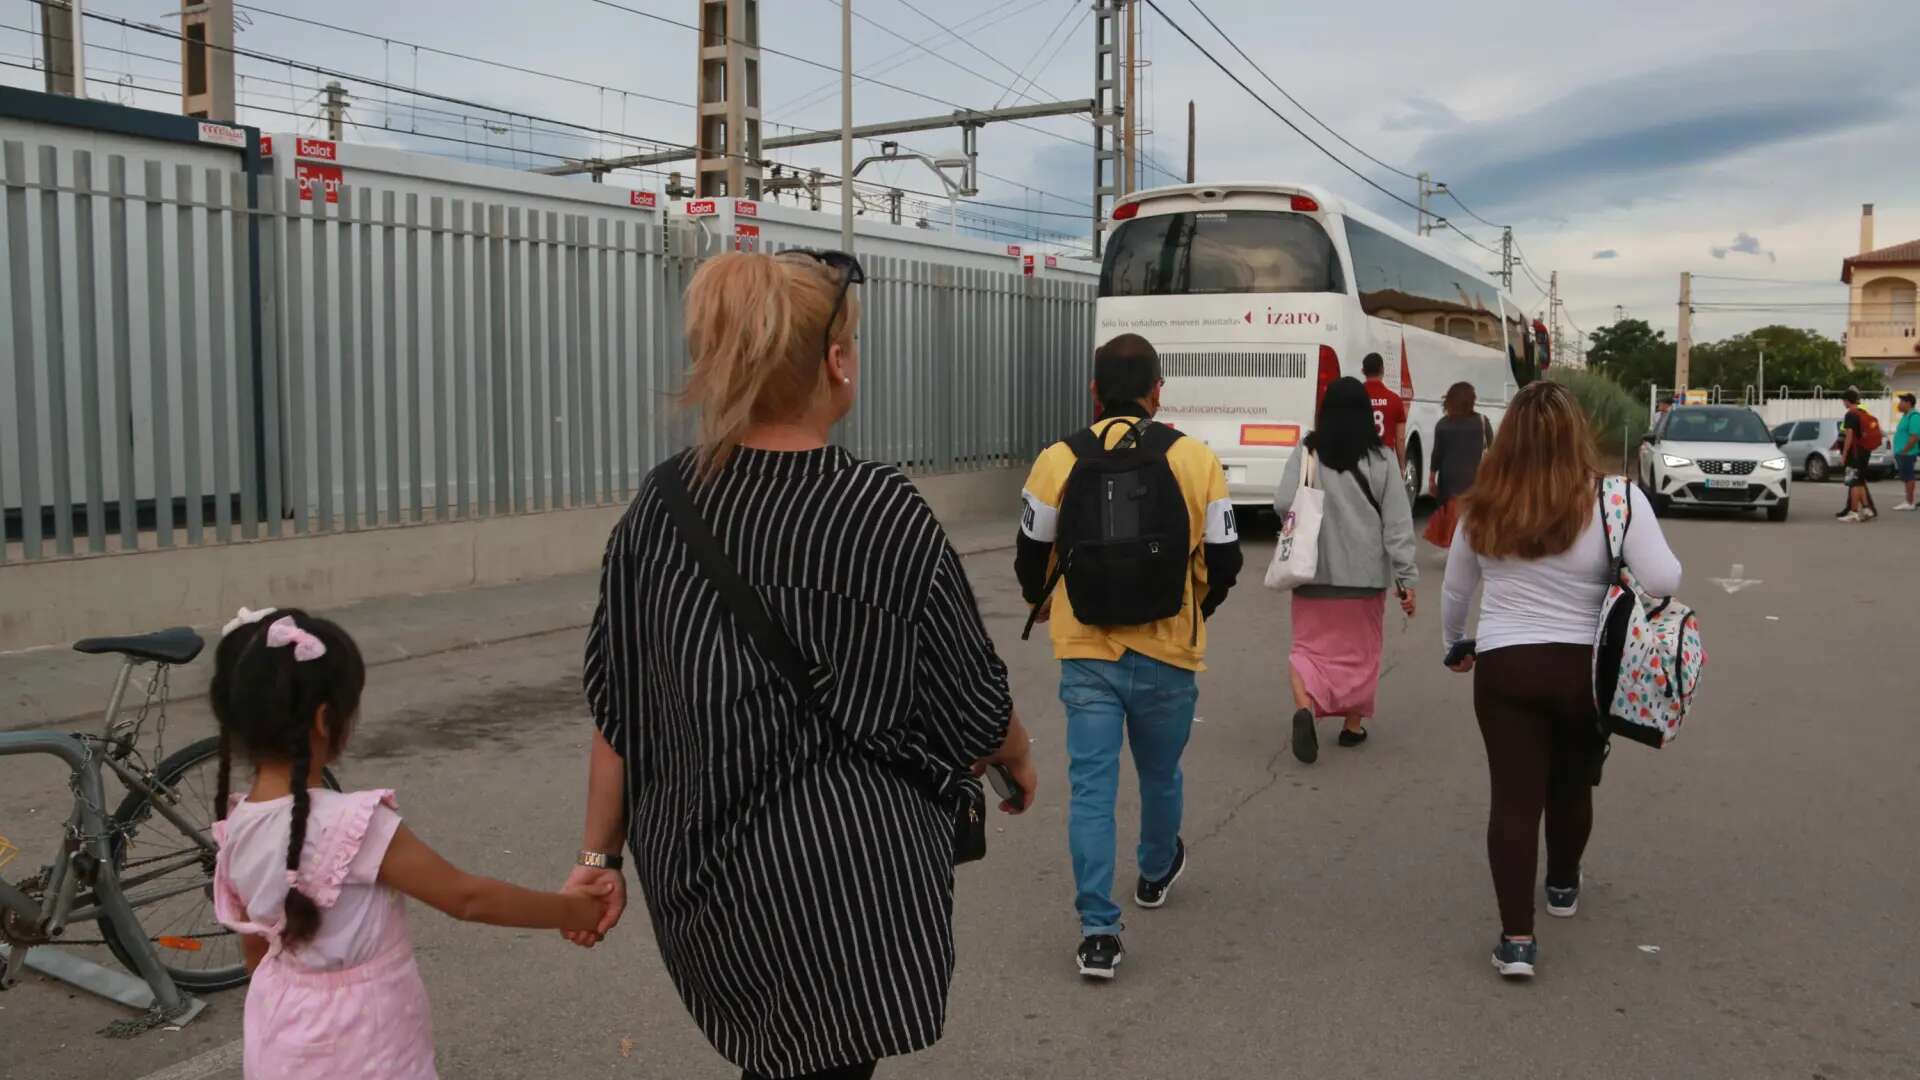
[1100, 210, 1346, 297]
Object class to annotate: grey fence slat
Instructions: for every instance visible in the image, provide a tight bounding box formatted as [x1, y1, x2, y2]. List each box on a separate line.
[107, 156, 136, 547]
[474, 202, 496, 516]
[205, 168, 232, 543]
[505, 206, 523, 513]
[613, 219, 629, 499]
[595, 217, 611, 504]
[336, 186, 358, 533]
[282, 177, 307, 535]
[489, 205, 510, 514]
[381, 190, 401, 525]
[451, 199, 470, 519]
[173, 165, 203, 544]
[405, 193, 423, 522]
[229, 170, 258, 539]
[258, 177, 284, 538]
[36, 147, 73, 554]
[525, 209, 546, 511]
[430, 197, 447, 522]
[76, 152, 106, 552]
[547, 212, 567, 508]
[356, 188, 376, 527]
[572, 215, 591, 507]
[2, 142, 38, 559]
[309, 184, 333, 533]
[145, 162, 176, 546]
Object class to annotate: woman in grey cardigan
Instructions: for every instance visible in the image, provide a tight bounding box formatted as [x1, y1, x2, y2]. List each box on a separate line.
[1273, 376, 1418, 763]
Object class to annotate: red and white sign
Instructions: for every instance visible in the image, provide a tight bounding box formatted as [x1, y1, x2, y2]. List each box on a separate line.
[734, 223, 761, 252]
[629, 190, 658, 209]
[734, 199, 759, 218]
[684, 199, 719, 217]
[296, 162, 344, 204]
[197, 121, 247, 149]
[1007, 244, 1023, 258]
[1023, 254, 1035, 277]
[293, 137, 338, 163]
[259, 135, 274, 158]
[1045, 255, 1059, 270]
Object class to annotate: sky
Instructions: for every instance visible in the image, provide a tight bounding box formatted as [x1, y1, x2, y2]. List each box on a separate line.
[7, 0, 1916, 348]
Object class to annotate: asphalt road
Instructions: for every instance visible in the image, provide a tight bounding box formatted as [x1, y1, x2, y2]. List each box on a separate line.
[4, 480, 1917, 1080]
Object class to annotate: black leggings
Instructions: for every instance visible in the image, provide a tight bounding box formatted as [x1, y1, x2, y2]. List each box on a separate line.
[1473, 644, 1601, 936]
[744, 1064, 877, 1080]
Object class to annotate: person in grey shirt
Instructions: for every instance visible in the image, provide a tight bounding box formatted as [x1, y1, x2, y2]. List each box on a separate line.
[1273, 376, 1418, 763]
[1425, 382, 1495, 547]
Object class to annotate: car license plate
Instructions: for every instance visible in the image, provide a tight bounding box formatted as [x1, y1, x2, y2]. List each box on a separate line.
[1705, 477, 1745, 490]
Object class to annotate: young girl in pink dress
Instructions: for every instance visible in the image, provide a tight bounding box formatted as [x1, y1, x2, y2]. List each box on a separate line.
[209, 607, 612, 1079]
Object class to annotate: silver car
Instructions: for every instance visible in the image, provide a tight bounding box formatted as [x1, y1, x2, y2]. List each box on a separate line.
[1769, 418, 1895, 482]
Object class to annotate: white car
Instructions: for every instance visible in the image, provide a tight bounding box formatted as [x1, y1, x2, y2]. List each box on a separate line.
[1637, 405, 1792, 521]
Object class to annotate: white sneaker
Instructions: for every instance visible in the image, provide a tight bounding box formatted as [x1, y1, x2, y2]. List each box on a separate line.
[1862, 508, 1878, 520]
[1894, 503, 1917, 511]
[1839, 512, 1863, 523]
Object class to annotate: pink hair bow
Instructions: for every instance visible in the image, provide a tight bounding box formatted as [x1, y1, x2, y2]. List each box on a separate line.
[221, 606, 278, 637]
[265, 616, 327, 662]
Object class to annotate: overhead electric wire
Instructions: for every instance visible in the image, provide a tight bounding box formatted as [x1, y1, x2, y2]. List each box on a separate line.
[995, 0, 1083, 109]
[821, 0, 1056, 111]
[774, 0, 1041, 116]
[1690, 274, 1843, 286]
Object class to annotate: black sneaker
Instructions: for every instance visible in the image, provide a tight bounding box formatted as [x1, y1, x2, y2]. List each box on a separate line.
[1134, 839, 1187, 909]
[1491, 936, 1538, 978]
[1076, 934, 1124, 980]
[1291, 707, 1318, 764]
[1337, 727, 1369, 747]
[1545, 874, 1581, 918]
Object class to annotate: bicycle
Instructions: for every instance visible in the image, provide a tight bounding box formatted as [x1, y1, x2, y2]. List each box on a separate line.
[0, 627, 338, 1016]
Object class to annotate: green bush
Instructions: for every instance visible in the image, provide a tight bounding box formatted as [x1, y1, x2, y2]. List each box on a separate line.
[1549, 368, 1649, 464]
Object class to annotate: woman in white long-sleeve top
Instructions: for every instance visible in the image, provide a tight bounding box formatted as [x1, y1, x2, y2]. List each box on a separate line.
[1440, 381, 1682, 980]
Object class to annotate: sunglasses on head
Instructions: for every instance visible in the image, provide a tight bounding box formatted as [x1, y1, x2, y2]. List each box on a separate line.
[788, 249, 866, 361]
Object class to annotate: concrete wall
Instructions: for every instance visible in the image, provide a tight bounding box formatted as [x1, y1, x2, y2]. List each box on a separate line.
[0, 466, 1024, 652]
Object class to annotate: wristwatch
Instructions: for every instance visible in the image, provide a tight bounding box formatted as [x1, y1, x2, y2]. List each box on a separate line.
[577, 849, 624, 871]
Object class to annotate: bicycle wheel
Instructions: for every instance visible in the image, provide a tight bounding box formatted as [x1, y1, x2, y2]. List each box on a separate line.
[99, 735, 341, 992]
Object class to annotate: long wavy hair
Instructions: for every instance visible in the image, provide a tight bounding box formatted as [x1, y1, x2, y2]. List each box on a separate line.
[1460, 381, 1601, 559]
[1304, 376, 1383, 472]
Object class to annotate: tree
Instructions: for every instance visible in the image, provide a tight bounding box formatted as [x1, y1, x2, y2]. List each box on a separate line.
[1586, 319, 1675, 403]
[1689, 325, 1884, 397]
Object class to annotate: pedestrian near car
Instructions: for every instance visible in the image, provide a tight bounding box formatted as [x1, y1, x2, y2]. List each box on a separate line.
[1839, 388, 1881, 522]
[1016, 332, 1243, 981]
[1892, 392, 1919, 511]
[573, 250, 1038, 1080]
[1274, 376, 1419, 763]
[1440, 381, 1683, 979]
[1362, 352, 1409, 465]
[1424, 381, 1494, 548]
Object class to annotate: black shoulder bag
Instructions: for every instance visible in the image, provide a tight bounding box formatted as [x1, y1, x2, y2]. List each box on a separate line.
[652, 456, 987, 865]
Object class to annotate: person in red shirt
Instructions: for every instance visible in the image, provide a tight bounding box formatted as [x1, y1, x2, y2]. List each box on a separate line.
[1362, 352, 1408, 466]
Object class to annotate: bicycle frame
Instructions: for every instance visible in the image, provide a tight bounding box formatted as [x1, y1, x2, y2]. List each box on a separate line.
[0, 657, 197, 1016]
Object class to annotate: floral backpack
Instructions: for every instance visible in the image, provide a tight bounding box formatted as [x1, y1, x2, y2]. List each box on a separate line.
[1591, 477, 1704, 748]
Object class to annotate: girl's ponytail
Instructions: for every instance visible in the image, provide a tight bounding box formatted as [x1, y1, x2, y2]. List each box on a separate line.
[282, 736, 321, 948]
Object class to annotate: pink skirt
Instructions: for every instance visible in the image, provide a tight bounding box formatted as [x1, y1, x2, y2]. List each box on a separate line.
[244, 938, 437, 1079]
[1290, 592, 1387, 718]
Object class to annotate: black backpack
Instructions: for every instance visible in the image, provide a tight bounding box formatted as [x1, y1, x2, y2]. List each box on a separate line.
[1022, 418, 1193, 638]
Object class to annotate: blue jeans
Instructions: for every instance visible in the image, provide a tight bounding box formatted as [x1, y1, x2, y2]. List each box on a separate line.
[1061, 652, 1198, 937]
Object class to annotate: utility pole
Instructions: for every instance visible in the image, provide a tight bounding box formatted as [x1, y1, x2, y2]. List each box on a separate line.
[1090, 2, 1123, 256]
[1498, 226, 1514, 291]
[40, 1, 77, 96]
[322, 80, 348, 141]
[697, 0, 764, 200]
[1614, 303, 1626, 323]
[180, 0, 235, 121]
[1548, 271, 1562, 363]
[1416, 173, 1446, 237]
[840, 0, 853, 253]
[1757, 347, 1765, 404]
[1675, 270, 1693, 393]
[1416, 171, 1430, 235]
[1121, 0, 1138, 196]
[1186, 99, 1195, 184]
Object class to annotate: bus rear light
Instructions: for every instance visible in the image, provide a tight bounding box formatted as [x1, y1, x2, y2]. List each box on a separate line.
[1112, 201, 1140, 221]
[1290, 194, 1320, 212]
[1316, 344, 1340, 409]
[1240, 424, 1301, 447]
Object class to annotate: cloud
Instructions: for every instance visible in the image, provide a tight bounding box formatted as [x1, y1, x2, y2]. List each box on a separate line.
[1709, 231, 1776, 262]
[1591, 249, 1619, 260]
[1382, 96, 1458, 132]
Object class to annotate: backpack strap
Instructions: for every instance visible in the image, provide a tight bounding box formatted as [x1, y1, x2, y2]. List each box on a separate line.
[654, 456, 835, 709]
[1597, 476, 1633, 584]
[1350, 459, 1384, 519]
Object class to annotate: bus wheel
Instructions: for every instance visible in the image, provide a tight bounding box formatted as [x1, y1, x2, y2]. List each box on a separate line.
[1404, 443, 1424, 508]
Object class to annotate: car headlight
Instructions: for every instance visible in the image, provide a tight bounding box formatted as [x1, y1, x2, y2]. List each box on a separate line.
[1760, 457, 1787, 471]
[1661, 454, 1693, 468]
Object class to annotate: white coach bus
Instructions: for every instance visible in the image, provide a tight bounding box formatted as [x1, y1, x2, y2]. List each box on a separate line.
[1096, 182, 1539, 506]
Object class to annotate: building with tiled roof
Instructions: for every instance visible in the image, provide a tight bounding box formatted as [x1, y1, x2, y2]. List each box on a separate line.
[1842, 204, 1919, 395]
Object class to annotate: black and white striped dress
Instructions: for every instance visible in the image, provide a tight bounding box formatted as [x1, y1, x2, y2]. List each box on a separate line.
[583, 446, 1013, 1077]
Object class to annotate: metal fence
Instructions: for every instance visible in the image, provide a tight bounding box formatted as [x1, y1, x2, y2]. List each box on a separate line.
[0, 94, 1098, 564]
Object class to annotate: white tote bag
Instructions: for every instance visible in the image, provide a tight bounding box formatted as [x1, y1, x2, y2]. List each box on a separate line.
[1265, 452, 1323, 591]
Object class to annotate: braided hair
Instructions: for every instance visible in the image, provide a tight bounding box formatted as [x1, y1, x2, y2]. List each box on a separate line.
[210, 608, 366, 949]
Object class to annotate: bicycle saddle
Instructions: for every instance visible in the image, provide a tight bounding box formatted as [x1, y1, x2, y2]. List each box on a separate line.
[72, 627, 206, 666]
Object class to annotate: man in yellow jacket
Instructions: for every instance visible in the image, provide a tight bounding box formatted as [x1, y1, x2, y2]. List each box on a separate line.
[1015, 333, 1243, 980]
